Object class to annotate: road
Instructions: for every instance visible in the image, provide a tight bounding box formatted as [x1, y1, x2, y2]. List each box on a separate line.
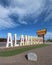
[0, 44, 52, 65]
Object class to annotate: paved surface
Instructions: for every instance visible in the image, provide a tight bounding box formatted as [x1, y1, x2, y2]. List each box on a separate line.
[0, 42, 6, 47]
[0, 45, 52, 65]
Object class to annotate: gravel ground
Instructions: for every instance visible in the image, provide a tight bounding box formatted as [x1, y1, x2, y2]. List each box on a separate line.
[0, 44, 52, 65]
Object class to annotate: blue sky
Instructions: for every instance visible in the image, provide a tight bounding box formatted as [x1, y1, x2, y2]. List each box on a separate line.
[0, 0, 52, 39]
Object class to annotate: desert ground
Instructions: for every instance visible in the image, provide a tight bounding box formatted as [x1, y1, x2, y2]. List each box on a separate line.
[0, 43, 52, 65]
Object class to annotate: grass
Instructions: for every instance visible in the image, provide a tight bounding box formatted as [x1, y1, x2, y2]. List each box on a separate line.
[0, 44, 48, 57]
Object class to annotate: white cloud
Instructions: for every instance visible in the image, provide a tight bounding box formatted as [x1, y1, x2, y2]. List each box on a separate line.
[0, 5, 18, 30]
[45, 32, 52, 39]
[0, 18, 17, 30]
[10, 0, 45, 17]
[44, 0, 52, 22]
[0, 5, 9, 18]
[0, 0, 51, 29]
[45, 13, 52, 22]
[8, 0, 46, 24]
[19, 21, 27, 24]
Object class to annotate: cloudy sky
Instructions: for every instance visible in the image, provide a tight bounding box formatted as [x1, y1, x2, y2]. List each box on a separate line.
[0, 0, 52, 39]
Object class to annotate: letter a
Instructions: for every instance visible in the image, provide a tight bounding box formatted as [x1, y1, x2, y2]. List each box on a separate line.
[6, 33, 13, 47]
[14, 34, 19, 46]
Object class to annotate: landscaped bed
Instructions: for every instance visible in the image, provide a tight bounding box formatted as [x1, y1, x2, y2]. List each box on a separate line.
[0, 44, 49, 57]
